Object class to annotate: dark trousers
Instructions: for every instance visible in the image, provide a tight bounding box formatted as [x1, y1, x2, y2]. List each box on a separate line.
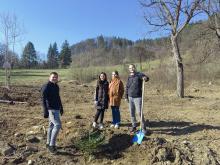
[94, 108, 105, 124]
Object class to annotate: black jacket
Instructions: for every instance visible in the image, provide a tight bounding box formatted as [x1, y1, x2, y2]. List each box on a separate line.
[41, 81, 63, 117]
[95, 80, 109, 109]
[125, 72, 149, 99]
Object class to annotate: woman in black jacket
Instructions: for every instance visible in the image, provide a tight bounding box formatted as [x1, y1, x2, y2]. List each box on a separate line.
[93, 72, 109, 129]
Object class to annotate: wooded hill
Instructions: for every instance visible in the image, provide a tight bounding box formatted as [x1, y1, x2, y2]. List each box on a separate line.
[70, 20, 219, 71]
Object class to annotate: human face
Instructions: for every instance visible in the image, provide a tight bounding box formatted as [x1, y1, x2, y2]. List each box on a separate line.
[129, 65, 135, 74]
[100, 74, 106, 81]
[49, 74, 58, 83]
[112, 72, 117, 79]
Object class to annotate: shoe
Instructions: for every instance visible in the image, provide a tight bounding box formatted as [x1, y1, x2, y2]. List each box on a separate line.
[92, 122, 97, 128]
[130, 127, 136, 133]
[99, 124, 104, 129]
[48, 146, 57, 154]
[114, 124, 119, 129]
[143, 129, 151, 136]
[110, 124, 115, 128]
[142, 129, 147, 135]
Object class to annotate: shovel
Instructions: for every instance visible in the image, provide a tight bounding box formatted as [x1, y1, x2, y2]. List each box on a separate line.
[132, 80, 145, 144]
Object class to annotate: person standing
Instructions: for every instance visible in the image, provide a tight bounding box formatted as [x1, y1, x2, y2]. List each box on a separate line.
[109, 71, 124, 129]
[93, 72, 109, 129]
[125, 64, 149, 134]
[41, 72, 63, 154]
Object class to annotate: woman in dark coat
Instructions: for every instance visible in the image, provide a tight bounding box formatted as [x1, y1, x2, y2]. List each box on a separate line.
[93, 72, 109, 129]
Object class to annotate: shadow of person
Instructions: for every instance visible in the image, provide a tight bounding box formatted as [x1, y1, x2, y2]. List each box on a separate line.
[149, 120, 193, 128]
[149, 120, 220, 136]
[56, 145, 82, 156]
[94, 133, 132, 160]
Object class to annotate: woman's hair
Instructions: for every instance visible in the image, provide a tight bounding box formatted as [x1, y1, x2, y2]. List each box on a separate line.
[97, 72, 107, 84]
[113, 70, 119, 76]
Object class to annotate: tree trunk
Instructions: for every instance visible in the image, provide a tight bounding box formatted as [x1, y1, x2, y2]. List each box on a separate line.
[214, 14, 220, 39]
[139, 54, 142, 71]
[171, 35, 184, 98]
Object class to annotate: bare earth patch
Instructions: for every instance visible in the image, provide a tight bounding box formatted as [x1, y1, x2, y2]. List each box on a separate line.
[0, 81, 220, 164]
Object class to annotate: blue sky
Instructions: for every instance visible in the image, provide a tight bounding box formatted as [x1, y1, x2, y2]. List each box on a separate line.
[0, 0, 151, 57]
[0, 0, 207, 58]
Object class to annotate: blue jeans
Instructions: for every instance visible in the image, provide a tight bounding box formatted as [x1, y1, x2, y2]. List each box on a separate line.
[111, 106, 121, 125]
[128, 97, 146, 129]
[47, 110, 61, 146]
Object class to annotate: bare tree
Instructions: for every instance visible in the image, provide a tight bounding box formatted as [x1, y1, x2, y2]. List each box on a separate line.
[202, 0, 220, 39]
[140, 0, 203, 98]
[0, 13, 24, 88]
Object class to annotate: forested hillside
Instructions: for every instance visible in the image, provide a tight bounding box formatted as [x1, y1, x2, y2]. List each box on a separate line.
[68, 20, 220, 85]
[70, 20, 219, 69]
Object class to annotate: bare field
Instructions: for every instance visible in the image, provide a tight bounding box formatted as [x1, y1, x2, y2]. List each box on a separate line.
[0, 80, 220, 165]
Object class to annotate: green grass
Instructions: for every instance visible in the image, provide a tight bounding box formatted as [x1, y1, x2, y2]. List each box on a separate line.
[0, 59, 161, 85]
[0, 68, 71, 85]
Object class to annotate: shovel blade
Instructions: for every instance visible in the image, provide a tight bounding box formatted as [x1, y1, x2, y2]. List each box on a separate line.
[132, 130, 145, 144]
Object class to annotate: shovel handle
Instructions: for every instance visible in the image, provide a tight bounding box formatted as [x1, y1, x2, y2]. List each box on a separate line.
[140, 80, 145, 130]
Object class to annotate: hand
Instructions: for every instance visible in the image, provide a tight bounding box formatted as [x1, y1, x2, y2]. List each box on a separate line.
[143, 76, 149, 82]
[94, 101, 98, 106]
[44, 109, 49, 118]
[60, 109, 64, 116]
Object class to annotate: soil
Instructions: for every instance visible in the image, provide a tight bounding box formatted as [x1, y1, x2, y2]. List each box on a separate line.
[0, 80, 220, 165]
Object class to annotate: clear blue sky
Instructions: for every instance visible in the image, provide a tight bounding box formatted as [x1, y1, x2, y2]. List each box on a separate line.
[0, 0, 207, 58]
[0, 0, 150, 57]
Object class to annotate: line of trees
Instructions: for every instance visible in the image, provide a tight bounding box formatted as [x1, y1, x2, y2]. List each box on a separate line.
[0, 40, 72, 69]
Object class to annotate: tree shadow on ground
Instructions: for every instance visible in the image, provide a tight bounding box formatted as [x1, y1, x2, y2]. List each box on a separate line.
[149, 120, 220, 136]
[94, 133, 133, 160]
[185, 95, 205, 99]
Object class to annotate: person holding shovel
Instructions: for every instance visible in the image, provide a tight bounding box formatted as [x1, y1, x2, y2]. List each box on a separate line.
[93, 72, 109, 129]
[125, 64, 149, 135]
[109, 71, 124, 129]
[41, 72, 63, 154]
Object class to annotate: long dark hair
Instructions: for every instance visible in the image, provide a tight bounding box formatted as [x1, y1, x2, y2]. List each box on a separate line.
[97, 72, 107, 85]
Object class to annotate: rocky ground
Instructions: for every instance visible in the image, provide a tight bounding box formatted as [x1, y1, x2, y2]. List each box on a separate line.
[0, 80, 220, 165]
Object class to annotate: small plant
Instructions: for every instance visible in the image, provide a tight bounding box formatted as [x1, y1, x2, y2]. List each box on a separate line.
[74, 130, 105, 155]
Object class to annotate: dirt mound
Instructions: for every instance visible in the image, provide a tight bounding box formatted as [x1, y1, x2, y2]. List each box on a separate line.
[0, 86, 41, 106]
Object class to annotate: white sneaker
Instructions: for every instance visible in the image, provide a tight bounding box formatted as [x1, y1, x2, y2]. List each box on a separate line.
[110, 124, 115, 128]
[99, 124, 104, 129]
[114, 124, 119, 129]
[92, 122, 97, 128]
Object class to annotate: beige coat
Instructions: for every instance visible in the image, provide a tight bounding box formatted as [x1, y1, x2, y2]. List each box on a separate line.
[109, 78, 124, 106]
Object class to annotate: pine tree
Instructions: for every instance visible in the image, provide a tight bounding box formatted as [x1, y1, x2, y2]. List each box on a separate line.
[47, 42, 59, 68]
[59, 40, 71, 68]
[21, 41, 37, 68]
[52, 42, 59, 68]
[47, 44, 53, 68]
[97, 35, 105, 48]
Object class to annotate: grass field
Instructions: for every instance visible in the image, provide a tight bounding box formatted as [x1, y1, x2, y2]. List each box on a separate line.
[0, 60, 161, 85]
[0, 69, 71, 85]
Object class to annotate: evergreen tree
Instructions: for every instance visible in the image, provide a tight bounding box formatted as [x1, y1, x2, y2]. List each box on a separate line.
[47, 42, 59, 68]
[52, 42, 59, 68]
[47, 44, 53, 68]
[97, 35, 105, 48]
[59, 40, 71, 67]
[21, 41, 37, 68]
